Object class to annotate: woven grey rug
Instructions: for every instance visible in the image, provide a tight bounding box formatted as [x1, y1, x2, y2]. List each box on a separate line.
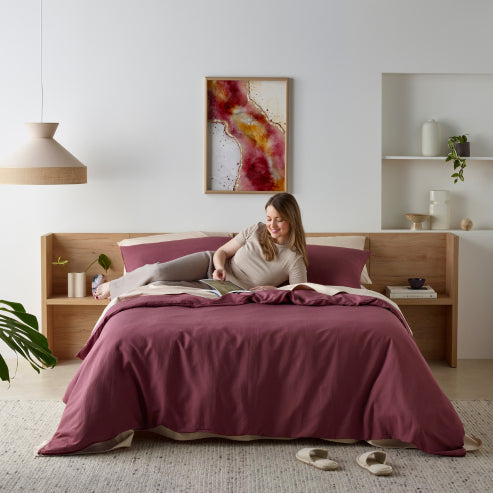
[0, 400, 491, 493]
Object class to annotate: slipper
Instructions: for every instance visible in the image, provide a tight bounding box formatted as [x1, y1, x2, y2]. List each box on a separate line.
[296, 448, 339, 470]
[367, 438, 416, 449]
[464, 434, 482, 451]
[356, 450, 393, 476]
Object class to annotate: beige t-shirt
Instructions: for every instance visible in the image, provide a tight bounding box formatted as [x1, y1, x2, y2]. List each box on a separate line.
[225, 222, 307, 289]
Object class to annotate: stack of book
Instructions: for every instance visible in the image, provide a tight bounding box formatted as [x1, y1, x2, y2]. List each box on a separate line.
[385, 285, 437, 299]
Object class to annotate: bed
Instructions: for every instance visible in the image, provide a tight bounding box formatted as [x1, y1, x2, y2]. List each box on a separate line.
[38, 232, 466, 456]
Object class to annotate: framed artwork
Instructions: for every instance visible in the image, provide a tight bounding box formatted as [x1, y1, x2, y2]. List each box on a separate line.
[205, 77, 289, 193]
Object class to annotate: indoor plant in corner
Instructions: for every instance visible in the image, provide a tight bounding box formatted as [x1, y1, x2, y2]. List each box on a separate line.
[0, 300, 57, 383]
[54, 253, 111, 298]
[446, 134, 469, 183]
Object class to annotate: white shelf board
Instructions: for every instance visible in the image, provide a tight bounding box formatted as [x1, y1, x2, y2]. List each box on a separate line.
[380, 229, 493, 232]
[382, 156, 493, 160]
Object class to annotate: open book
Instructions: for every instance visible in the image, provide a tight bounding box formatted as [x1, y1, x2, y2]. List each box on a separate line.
[199, 279, 251, 296]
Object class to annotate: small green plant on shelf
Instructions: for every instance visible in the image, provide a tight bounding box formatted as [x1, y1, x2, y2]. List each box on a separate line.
[0, 300, 57, 383]
[52, 254, 111, 273]
[445, 135, 468, 184]
[83, 254, 111, 273]
[52, 256, 68, 268]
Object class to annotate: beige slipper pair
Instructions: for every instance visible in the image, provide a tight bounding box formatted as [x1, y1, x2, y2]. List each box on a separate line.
[367, 433, 482, 452]
[296, 448, 392, 476]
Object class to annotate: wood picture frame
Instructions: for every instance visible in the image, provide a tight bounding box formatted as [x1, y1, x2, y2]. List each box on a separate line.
[205, 77, 289, 194]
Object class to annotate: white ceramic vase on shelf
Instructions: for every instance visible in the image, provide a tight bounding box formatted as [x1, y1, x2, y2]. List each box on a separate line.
[429, 190, 450, 230]
[68, 272, 86, 298]
[421, 119, 440, 156]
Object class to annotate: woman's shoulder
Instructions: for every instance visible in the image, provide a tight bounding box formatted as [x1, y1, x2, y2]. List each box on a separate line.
[236, 222, 265, 243]
[241, 222, 265, 236]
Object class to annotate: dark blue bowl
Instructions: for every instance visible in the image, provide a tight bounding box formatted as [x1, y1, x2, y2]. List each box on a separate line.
[408, 278, 425, 289]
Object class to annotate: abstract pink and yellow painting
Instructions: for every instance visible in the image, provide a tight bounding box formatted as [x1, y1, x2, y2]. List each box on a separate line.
[205, 78, 288, 193]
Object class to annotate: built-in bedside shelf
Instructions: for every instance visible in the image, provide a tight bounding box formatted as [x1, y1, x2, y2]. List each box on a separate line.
[46, 296, 109, 306]
[391, 294, 453, 306]
[41, 232, 459, 367]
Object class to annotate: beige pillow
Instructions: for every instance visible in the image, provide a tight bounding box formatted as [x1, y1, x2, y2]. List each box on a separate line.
[306, 236, 372, 285]
[118, 231, 233, 247]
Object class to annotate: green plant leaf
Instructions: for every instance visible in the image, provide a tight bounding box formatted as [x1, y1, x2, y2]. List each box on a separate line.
[0, 300, 24, 312]
[0, 308, 38, 331]
[0, 300, 38, 331]
[98, 254, 111, 273]
[0, 354, 9, 382]
[0, 300, 57, 383]
[84, 253, 112, 273]
[446, 138, 468, 184]
[0, 318, 47, 348]
[2, 334, 29, 360]
[52, 256, 68, 267]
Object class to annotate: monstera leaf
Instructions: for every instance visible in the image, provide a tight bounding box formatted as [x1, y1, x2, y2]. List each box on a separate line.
[0, 300, 57, 383]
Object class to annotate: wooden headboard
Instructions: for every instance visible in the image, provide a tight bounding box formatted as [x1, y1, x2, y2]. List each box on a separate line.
[41, 232, 458, 366]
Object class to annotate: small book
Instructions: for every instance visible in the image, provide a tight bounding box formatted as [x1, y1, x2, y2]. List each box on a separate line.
[386, 285, 437, 299]
[200, 279, 251, 296]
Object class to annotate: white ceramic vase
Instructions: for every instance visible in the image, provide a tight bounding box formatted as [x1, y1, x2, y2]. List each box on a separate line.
[422, 119, 440, 157]
[429, 190, 450, 230]
[68, 272, 86, 298]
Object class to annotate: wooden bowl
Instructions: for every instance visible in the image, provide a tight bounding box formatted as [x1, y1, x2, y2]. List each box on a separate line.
[405, 213, 430, 231]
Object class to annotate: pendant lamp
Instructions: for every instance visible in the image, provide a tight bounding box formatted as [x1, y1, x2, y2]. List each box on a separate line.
[0, 1, 87, 185]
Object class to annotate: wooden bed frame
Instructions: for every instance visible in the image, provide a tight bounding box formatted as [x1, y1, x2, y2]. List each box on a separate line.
[41, 232, 458, 366]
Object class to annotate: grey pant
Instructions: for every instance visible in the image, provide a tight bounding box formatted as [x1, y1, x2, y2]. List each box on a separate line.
[110, 251, 215, 299]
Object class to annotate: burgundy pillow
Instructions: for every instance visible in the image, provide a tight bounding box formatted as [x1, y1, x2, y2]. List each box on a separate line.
[306, 244, 370, 288]
[120, 236, 230, 272]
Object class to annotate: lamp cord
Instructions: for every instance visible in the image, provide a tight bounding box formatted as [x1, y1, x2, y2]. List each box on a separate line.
[40, 0, 44, 122]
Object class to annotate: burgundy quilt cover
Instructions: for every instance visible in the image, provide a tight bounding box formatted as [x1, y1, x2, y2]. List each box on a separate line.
[38, 289, 466, 456]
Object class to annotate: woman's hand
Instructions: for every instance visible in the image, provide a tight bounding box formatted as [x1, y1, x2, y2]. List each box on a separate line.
[212, 269, 226, 281]
[212, 238, 241, 282]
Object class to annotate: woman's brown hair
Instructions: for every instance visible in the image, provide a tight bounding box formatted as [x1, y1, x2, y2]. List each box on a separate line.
[258, 193, 308, 265]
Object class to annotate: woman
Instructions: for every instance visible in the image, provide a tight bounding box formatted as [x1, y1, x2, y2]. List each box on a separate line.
[95, 192, 307, 300]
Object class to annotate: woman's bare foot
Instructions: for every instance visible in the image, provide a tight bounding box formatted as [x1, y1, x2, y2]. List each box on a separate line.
[94, 282, 111, 300]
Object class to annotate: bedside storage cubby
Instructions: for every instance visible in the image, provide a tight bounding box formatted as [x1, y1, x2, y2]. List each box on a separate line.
[42, 232, 458, 365]
[366, 232, 458, 367]
[42, 233, 129, 359]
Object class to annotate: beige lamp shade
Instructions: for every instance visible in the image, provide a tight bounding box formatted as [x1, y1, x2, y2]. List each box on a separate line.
[0, 122, 87, 184]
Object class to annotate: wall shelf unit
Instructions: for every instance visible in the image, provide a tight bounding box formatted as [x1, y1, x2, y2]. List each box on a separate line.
[382, 73, 493, 231]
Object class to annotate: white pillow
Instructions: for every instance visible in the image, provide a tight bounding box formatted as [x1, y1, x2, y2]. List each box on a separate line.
[118, 231, 233, 247]
[306, 236, 372, 285]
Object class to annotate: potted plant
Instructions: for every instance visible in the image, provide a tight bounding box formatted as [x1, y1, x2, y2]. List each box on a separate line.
[446, 135, 469, 184]
[0, 300, 57, 383]
[53, 254, 111, 298]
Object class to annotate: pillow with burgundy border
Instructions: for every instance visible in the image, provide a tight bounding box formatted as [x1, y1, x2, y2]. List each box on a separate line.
[306, 244, 371, 288]
[120, 236, 231, 272]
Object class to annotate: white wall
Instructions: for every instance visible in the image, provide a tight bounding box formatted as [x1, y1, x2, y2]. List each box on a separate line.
[0, 0, 492, 358]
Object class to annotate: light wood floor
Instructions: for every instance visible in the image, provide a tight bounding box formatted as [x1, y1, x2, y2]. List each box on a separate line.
[1, 359, 492, 400]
